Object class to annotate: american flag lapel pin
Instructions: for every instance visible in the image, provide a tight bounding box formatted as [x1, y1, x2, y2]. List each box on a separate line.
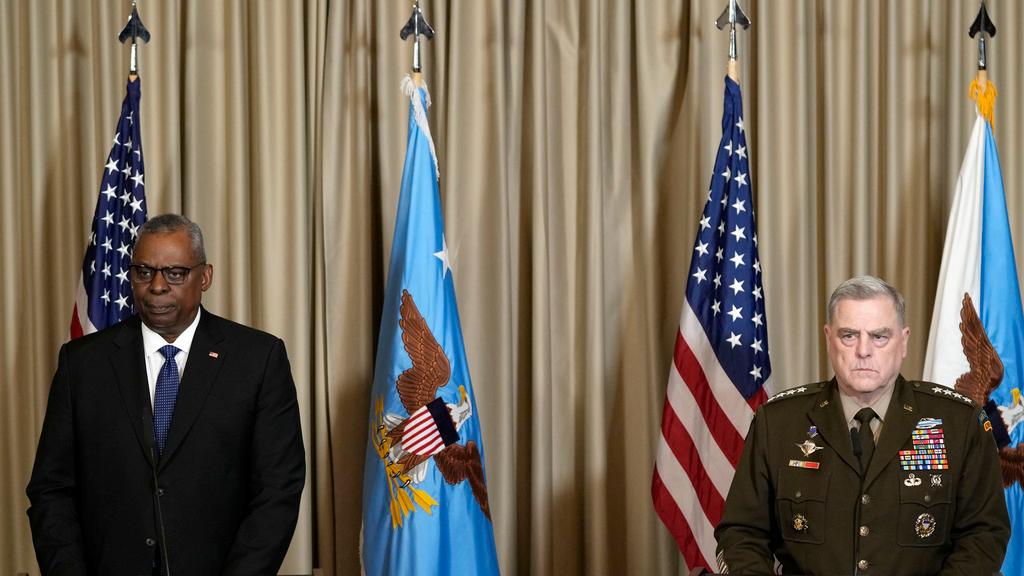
[209, 351, 219, 359]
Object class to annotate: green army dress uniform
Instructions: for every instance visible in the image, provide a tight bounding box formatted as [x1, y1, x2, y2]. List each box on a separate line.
[715, 376, 1009, 575]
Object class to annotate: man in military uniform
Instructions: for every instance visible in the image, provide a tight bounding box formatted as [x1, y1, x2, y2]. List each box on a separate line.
[715, 275, 1009, 575]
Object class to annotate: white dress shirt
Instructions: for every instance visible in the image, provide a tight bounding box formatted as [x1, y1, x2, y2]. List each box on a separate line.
[140, 308, 202, 407]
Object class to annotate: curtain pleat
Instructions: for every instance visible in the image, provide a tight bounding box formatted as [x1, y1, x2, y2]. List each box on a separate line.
[4, 1, 1024, 574]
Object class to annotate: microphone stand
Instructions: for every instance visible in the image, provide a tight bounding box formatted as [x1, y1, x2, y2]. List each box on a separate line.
[150, 446, 172, 576]
[850, 428, 863, 575]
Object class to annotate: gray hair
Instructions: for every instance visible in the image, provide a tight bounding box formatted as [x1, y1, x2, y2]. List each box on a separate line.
[827, 275, 906, 327]
[137, 213, 207, 263]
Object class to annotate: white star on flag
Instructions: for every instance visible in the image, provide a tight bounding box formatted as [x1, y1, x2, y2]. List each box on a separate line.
[434, 236, 452, 278]
[730, 251, 746, 268]
[727, 331, 742, 348]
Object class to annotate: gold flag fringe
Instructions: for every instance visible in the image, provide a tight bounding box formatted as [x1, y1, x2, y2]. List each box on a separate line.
[969, 76, 997, 132]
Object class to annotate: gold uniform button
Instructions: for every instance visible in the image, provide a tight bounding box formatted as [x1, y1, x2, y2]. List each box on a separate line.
[859, 525, 870, 536]
[924, 494, 931, 503]
[861, 494, 871, 505]
[858, 559, 869, 570]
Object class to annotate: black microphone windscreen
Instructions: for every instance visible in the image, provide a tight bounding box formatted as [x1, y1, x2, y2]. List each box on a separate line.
[850, 427, 862, 458]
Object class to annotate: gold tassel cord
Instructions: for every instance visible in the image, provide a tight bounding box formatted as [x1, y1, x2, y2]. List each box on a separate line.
[969, 76, 997, 132]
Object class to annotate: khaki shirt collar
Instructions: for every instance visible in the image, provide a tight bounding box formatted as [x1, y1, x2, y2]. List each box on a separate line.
[838, 377, 897, 440]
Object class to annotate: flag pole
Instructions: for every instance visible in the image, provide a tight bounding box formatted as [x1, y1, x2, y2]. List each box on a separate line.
[400, 0, 435, 87]
[968, 0, 997, 128]
[118, 0, 151, 81]
[715, 0, 750, 83]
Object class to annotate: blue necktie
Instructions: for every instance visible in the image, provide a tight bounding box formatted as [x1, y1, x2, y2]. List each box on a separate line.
[153, 345, 181, 454]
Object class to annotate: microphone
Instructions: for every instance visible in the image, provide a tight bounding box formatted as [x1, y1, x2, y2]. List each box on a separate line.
[850, 427, 862, 459]
[150, 446, 172, 576]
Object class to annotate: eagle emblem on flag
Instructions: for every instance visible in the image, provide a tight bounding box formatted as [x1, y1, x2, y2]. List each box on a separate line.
[373, 289, 491, 524]
[955, 293, 1024, 488]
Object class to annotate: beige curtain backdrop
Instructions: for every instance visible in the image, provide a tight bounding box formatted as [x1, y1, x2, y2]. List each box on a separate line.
[3, 1, 1024, 574]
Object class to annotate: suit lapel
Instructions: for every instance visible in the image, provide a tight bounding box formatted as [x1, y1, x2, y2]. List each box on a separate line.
[808, 380, 862, 474]
[864, 376, 917, 487]
[110, 317, 156, 469]
[160, 310, 226, 468]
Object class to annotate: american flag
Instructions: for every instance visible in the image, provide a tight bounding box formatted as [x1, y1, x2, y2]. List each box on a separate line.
[652, 76, 771, 571]
[70, 78, 148, 339]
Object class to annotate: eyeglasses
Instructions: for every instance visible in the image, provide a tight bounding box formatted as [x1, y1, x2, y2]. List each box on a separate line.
[129, 264, 205, 285]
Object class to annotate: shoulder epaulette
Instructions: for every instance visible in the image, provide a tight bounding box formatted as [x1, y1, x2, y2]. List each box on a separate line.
[766, 382, 825, 403]
[910, 381, 976, 406]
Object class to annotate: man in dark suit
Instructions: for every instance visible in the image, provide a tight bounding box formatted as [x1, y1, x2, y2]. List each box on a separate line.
[715, 275, 1009, 575]
[27, 214, 305, 575]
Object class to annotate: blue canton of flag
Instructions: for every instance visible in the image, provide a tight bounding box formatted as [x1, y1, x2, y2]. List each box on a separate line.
[362, 76, 499, 576]
[70, 78, 148, 338]
[687, 77, 771, 398]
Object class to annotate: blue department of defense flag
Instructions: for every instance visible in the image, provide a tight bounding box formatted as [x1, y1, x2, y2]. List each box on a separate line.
[923, 78, 1024, 576]
[652, 76, 771, 571]
[362, 75, 499, 576]
[70, 77, 148, 338]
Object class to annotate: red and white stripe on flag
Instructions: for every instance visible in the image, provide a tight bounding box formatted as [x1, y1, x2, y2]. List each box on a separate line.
[652, 304, 763, 570]
[402, 404, 447, 456]
[70, 283, 95, 339]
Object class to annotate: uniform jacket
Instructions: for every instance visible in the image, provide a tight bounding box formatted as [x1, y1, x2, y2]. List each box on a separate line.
[715, 376, 1009, 575]
[27, 311, 306, 576]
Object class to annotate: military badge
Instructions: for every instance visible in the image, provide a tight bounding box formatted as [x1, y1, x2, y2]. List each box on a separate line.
[915, 417, 942, 429]
[915, 513, 936, 538]
[792, 513, 809, 532]
[930, 474, 943, 487]
[807, 425, 818, 438]
[903, 473, 923, 487]
[796, 440, 823, 457]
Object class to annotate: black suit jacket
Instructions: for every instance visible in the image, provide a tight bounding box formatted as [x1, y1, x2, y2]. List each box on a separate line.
[27, 310, 306, 576]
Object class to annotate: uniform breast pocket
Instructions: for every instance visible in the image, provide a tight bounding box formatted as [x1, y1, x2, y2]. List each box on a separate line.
[776, 467, 830, 544]
[897, 472, 952, 547]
